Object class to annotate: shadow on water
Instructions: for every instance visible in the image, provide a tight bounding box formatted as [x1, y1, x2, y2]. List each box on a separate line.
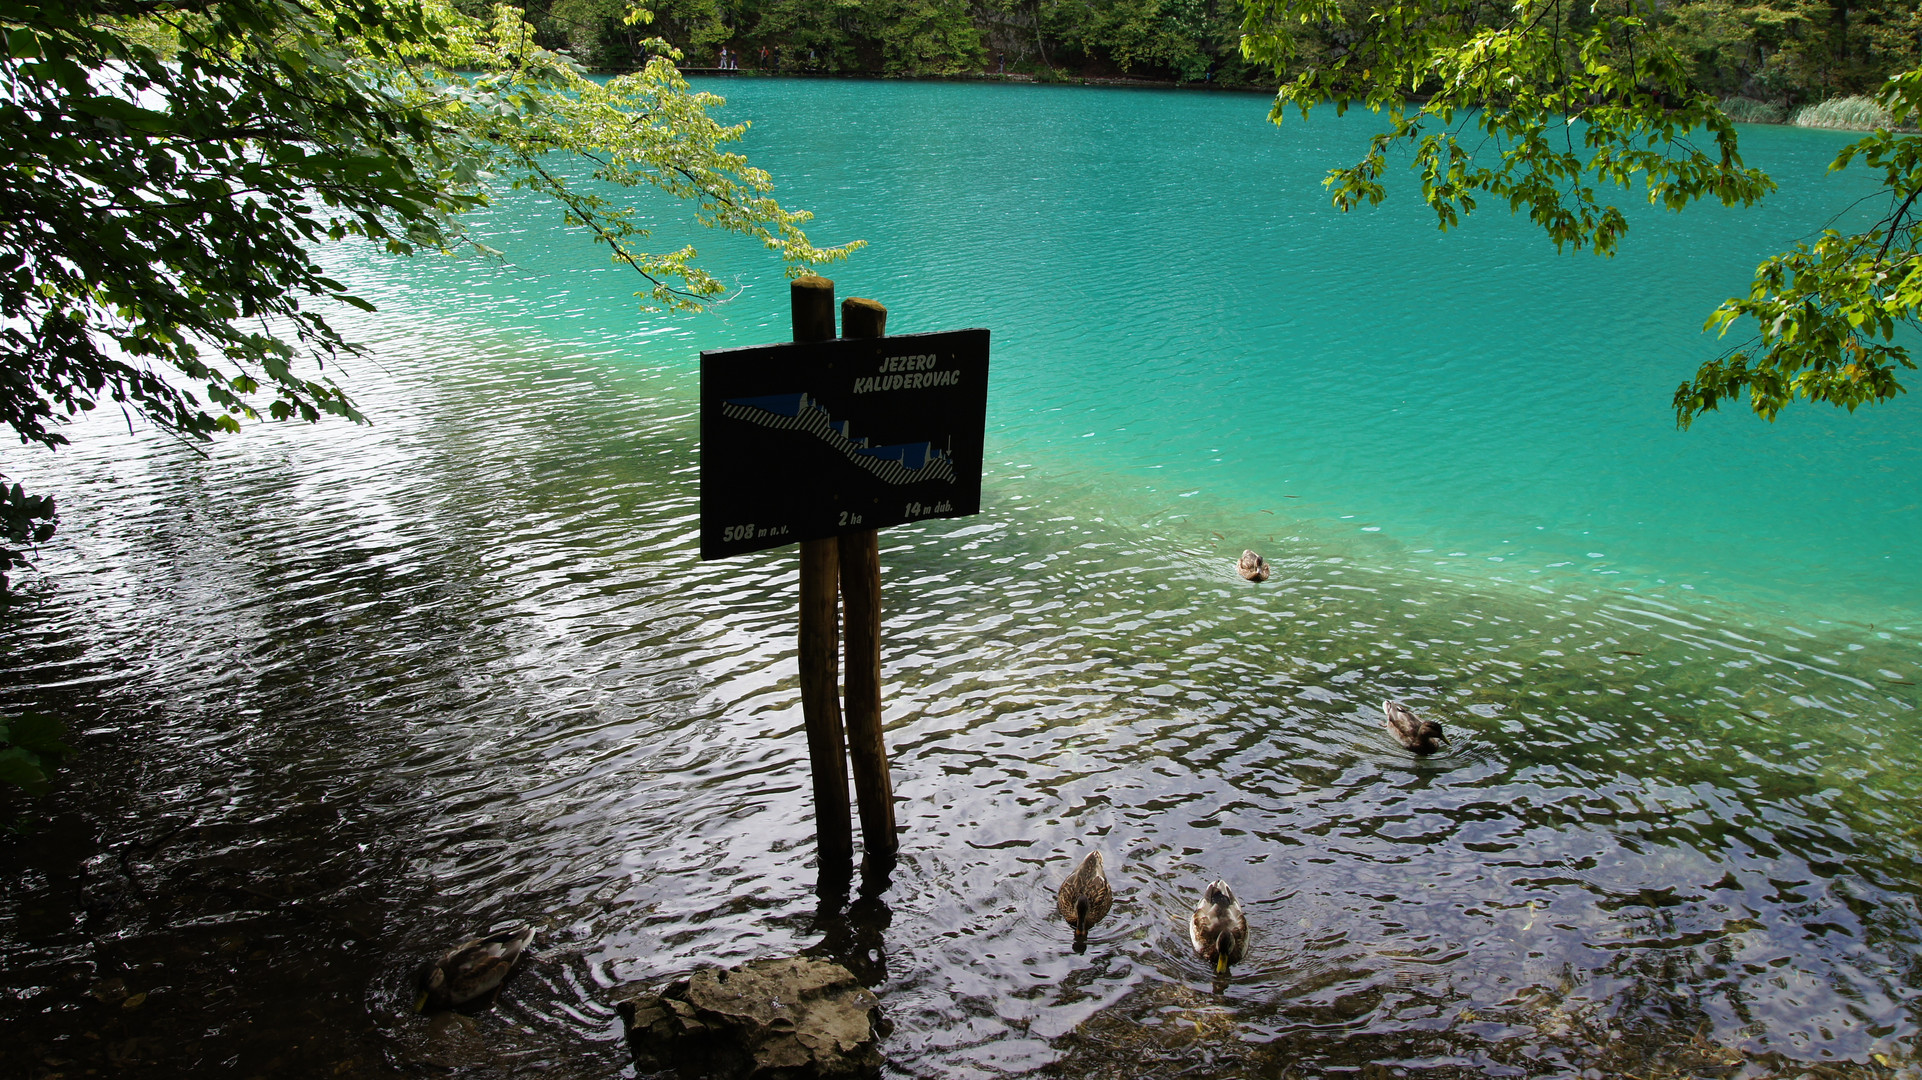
[808, 859, 897, 987]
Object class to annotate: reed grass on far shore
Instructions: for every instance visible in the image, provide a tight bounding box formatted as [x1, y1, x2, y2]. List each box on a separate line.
[1791, 95, 1902, 131]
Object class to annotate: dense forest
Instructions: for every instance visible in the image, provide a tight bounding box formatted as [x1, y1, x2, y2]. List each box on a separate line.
[477, 0, 1921, 105]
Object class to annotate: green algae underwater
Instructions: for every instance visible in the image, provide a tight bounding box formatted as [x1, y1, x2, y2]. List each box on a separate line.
[1, 77, 1920, 1079]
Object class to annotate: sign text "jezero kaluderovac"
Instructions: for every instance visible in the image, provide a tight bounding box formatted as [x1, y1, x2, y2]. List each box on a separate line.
[851, 353, 963, 394]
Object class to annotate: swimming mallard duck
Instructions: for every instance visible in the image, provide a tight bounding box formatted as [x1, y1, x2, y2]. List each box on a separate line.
[1056, 851, 1113, 940]
[1189, 879, 1248, 975]
[1237, 550, 1270, 582]
[415, 923, 536, 1012]
[1382, 699, 1445, 755]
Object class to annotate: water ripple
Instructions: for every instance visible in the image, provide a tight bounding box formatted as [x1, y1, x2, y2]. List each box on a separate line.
[2, 88, 1921, 1080]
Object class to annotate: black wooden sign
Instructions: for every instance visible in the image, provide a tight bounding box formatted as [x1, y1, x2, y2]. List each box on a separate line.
[700, 328, 990, 559]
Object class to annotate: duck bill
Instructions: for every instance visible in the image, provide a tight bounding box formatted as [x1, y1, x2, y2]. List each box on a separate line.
[1215, 954, 1228, 976]
[414, 991, 430, 1014]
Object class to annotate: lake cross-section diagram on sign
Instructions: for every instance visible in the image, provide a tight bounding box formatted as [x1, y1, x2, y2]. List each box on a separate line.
[719, 393, 961, 486]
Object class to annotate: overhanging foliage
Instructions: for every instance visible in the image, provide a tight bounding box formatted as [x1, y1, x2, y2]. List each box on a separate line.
[1238, 0, 1922, 426]
[0, 0, 857, 589]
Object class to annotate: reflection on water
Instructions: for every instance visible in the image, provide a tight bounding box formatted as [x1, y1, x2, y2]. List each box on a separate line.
[1, 306, 1918, 1078]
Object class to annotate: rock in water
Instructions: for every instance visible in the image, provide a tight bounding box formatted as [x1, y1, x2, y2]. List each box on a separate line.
[618, 956, 884, 1078]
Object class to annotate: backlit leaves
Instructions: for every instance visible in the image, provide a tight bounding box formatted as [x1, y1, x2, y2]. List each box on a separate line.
[397, 10, 863, 309]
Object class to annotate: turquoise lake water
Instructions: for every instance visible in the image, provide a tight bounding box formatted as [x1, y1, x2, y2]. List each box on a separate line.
[371, 76, 1920, 633]
[3, 78, 1921, 1079]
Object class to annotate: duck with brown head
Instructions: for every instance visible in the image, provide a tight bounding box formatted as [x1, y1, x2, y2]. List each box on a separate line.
[415, 924, 535, 1012]
[1236, 550, 1270, 582]
[1056, 851, 1113, 942]
[1382, 699, 1446, 755]
[1189, 880, 1248, 976]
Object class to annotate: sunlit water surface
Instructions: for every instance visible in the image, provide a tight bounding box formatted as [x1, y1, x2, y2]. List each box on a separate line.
[2, 79, 1920, 1079]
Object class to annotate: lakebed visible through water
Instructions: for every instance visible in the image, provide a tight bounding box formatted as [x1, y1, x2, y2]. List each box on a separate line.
[1, 79, 1919, 1078]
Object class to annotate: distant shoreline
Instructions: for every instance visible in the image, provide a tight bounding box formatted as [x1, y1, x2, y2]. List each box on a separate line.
[675, 66, 1278, 95]
[675, 69, 1912, 133]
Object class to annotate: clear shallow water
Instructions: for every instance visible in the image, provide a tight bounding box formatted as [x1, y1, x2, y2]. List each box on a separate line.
[1, 80, 1920, 1079]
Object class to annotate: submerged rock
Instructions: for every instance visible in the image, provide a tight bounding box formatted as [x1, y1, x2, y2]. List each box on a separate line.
[617, 956, 883, 1078]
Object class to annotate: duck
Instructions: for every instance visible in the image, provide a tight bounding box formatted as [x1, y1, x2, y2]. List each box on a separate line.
[1056, 851, 1113, 941]
[1237, 550, 1270, 582]
[1382, 699, 1445, 755]
[415, 923, 536, 1012]
[1189, 879, 1248, 975]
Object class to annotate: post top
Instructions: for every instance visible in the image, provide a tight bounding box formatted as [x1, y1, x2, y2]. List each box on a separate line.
[841, 296, 887, 339]
[791, 276, 836, 343]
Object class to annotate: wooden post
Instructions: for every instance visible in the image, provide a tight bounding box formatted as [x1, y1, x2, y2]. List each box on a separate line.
[792, 276, 837, 343]
[793, 277, 853, 869]
[839, 296, 898, 860]
[841, 295, 887, 340]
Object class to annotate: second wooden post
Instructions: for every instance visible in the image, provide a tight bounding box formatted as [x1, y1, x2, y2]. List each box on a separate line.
[792, 276, 854, 869]
[839, 296, 899, 861]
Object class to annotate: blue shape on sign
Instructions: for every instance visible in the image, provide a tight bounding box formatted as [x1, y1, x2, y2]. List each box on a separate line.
[733, 393, 806, 416]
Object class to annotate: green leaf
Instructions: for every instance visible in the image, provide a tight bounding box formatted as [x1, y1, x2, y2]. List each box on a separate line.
[0, 747, 50, 794]
[8, 713, 71, 757]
